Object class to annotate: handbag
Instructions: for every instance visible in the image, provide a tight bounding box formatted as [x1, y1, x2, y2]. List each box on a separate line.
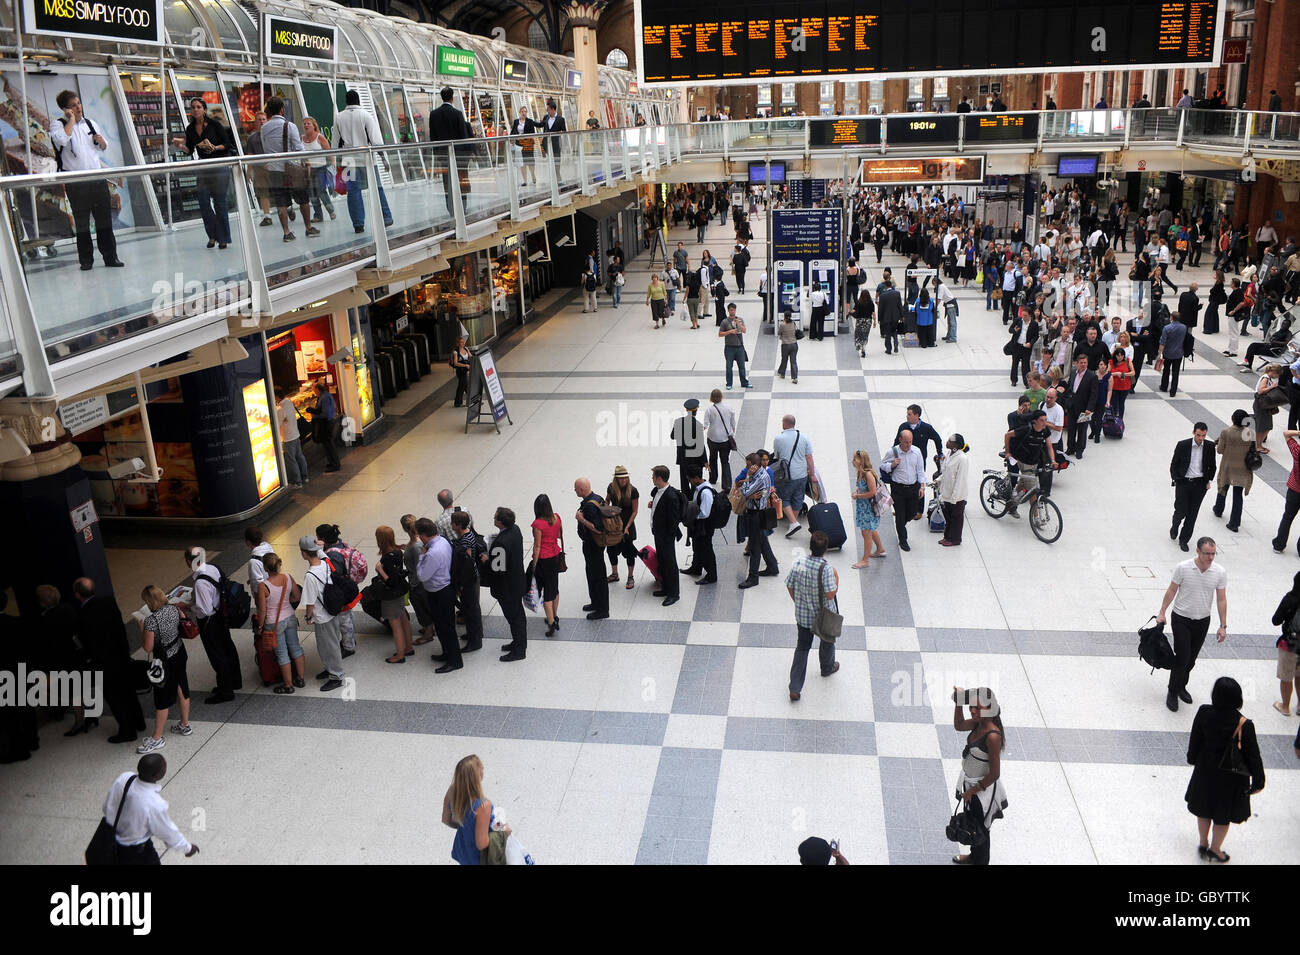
[812, 558, 843, 641]
[944, 794, 989, 846]
[85, 775, 135, 865]
[873, 481, 893, 518]
[761, 505, 778, 530]
[281, 122, 309, 191]
[178, 606, 199, 640]
[557, 536, 568, 574]
[795, 327, 805, 340]
[1244, 445, 1263, 472]
[992, 288, 1003, 301]
[721, 412, 738, 453]
[1219, 716, 1250, 778]
[334, 166, 349, 196]
[258, 579, 288, 654]
[729, 485, 746, 516]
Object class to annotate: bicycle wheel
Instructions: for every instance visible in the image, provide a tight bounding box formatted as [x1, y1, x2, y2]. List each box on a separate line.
[1029, 494, 1063, 544]
[980, 475, 1009, 519]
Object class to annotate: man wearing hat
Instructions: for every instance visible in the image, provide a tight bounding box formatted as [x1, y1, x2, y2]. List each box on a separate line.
[671, 398, 709, 496]
[797, 836, 849, 865]
[299, 535, 346, 692]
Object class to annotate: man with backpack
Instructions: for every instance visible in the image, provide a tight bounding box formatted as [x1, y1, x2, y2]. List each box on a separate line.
[684, 468, 722, 585]
[732, 243, 750, 294]
[581, 267, 598, 313]
[317, 524, 366, 657]
[50, 90, 123, 271]
[186, 547, 242, 704]
[299, 537, 346, 692]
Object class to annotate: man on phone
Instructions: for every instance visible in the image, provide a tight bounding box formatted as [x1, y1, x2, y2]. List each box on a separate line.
[49, 90, 123, 270]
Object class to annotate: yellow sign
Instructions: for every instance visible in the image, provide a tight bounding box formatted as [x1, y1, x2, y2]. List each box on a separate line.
[242, 381, 281, 500]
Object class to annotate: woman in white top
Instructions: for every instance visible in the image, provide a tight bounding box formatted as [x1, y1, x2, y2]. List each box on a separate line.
[702, 388, 738, 489]
[255, 552, 305, 693]
[937, 435, 971, 546]
[300, 117, 336, 223]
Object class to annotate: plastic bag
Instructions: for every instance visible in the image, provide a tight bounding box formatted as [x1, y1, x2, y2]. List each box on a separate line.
[523, 578, 541, 613]
[873, 482, 893, 518]
[334, 167, 349, 196]
[505, 834, 536, 866]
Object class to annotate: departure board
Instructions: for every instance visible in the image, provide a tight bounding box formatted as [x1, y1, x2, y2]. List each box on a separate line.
[962, 112, 1040, 142]
[886, 115, 960, 145]
[637, 0, 1223, 86]
[860, 156, 986, 185]
[809, 117, 881, 147]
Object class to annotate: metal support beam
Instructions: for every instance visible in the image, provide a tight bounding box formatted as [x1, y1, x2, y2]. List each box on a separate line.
[0, 191, 53, 397]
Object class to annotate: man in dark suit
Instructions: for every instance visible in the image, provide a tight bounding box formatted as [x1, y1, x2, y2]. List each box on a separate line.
[1177, 283, 1202, 328]
[482, 507, 528, 662]
[539, 98, 567, 156]
[670, 398, 708, 495]
[1169, 423, 1217, 552]
[428, 87, 473, 215]
[1126, 312, 1156, 383]
[649, 465, 684, 606]
[73, 577, 145, 744]
[1062, 353, 1098, 459]
[876, 280, 904, 355]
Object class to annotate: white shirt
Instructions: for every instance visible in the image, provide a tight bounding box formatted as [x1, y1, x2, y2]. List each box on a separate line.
[1170, 559, 1227, 620]
[249, 541, 273, 587]
[191, 562, 221, 619]
[278, 397, 298, 444]
[1186, 441, 1204, 479]
[938, 449, 969, 503]
[333, 104, 382, 158]
[102, 772, 192, 852]
[1043, 402, 1065, 439]
[703, 402, 737, 442]
[301, 562, 333, 622]
[48, 116, 105, 172]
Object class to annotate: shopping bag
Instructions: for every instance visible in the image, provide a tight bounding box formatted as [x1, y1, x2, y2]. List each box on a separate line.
[505, 833, 537, 865]
[523, 578, 542, 613]
[334, 167, 349, 196]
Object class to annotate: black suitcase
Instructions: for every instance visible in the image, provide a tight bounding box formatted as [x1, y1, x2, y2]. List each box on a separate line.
[807, 502, 847, 551]
[372, 352, 397, 399]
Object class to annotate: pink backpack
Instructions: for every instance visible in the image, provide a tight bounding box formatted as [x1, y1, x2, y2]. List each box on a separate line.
[328, 543, 368, 584]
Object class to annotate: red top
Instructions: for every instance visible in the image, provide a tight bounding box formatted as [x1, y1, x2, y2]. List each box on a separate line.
[531, 516, 563, 559]
[1109, 358, 1134, 392]
[1287, 437, 1300, 494]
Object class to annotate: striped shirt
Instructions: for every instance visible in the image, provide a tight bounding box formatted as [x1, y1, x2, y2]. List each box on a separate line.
[739, 467, 773, 510]
[1170, 559, 1227, 620]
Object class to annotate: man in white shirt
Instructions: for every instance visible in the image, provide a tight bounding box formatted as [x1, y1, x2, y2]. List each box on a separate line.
[100, 755, 200, 864]
[772, 416, 816, 537]
[333, 89, 393, 232]
[276, 388, 308, 487]
[185, 547, 242, 704]
[245, 526, 273, 589]
[1257, 222, 1279, 258]
[1041, 388, 1066, 457]
[881, 429, 926, 551]
[49, 89, 122, 270]
[300, 535, 345, 691]
[1156, 536, 1228, 712]
[703, 390, 738, 489]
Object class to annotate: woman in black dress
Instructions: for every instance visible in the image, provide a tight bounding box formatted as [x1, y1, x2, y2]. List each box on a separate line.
[1204, 270, 1226, 335]
[450, 336, 472, 407]
[1185, 676, 1265, 862]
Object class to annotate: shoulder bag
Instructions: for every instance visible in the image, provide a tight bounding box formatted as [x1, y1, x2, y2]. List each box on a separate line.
[178, 604, 199, 640]
[721, 408, 738, 453]
[281, 121, 309, 191]
[812, 559, 843, 641]
[259, 579, 287, 654]
[1219, 716, 1250, 779]
[85, 775, 135, 865]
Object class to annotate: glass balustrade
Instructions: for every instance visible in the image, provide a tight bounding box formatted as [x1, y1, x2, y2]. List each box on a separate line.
[374, 143, 455, 246]
[1126, 108, 1180, 142]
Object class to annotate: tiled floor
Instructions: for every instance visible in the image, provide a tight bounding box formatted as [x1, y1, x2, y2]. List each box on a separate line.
[5, 210, 1299, 865]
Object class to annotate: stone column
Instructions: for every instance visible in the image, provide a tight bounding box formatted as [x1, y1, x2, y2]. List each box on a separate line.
[566, 2, 608, 125]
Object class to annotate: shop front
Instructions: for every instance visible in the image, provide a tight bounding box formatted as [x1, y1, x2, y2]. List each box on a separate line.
[491, 234, 533, 330]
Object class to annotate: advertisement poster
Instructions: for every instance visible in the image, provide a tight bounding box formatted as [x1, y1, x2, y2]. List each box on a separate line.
[242, 380, 281, 500]
[301, 340, 327, 375]
[478, 350, 509, 422]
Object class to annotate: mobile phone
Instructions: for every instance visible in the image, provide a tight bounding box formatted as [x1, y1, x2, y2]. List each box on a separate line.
[829, 840, 838, 851]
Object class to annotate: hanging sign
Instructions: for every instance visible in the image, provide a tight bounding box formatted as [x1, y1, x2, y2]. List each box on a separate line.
[265, 15, 337, 63]
[23, 0, 163, 45]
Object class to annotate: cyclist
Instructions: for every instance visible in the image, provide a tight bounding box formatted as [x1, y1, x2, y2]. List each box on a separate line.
[1002, 410, 1058, 518]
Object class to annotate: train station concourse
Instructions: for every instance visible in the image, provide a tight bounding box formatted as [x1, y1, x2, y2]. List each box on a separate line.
[0, 0, 1297, 905]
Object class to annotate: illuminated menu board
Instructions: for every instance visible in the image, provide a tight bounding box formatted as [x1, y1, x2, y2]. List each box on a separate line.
[637, 0, 1223, 85]
[809, 117, 881, 147]
[963, 112, 1040, 142]
[860, 156, 986, 185]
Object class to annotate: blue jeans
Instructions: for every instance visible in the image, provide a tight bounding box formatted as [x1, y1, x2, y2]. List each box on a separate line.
[271, 615, 305, 666]
[345, 167, 392, 229]
[724, 347, 749, 387]
[310, 166, 334, 220]
[1214, 486, 1244, 530]
[985, 287, 995, 309]
[612, 284, 622, 307]
[197, 172, 231, 245]
[282, 438, 308, 485]
[666, 288, 677, 313]
[944, 302, 958, 340]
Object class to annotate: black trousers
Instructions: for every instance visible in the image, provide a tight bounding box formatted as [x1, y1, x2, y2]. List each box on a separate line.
[1010, 345, 1031, 385]
[1160, 357, 1183, 396]
[454, 369, 469, 406]
[607, 533, 639, 569]
[707, 439, 733, 489]
[689, 525, 717, 580]
[65, 180, 118, 266]
[457, 581, 482, 645]
[1169, 612, 1211, 696]
[583, 539, 609, 614]
[1001, 294, 1016, 324]
[197, 614, 241, 695]
[1066, 413, 1090, 456]
[430, 585, 461, 666]
[743, 510, 777, 580]
[654, 532, 680, 598]
[1172, 479, 1209, 546]
[680, 459, 706, 497]
[892, 481, 922, 545]
[882, 325, 899, 354]
[501, 589, 527, 653]
[873, 242, 884, 262]
[98, 663, 144, 736]
[1275, 488, 1300, 552]
[317, 418, 341, 469]
[734, 266, 746, 293]
[942, 500, 965, 543]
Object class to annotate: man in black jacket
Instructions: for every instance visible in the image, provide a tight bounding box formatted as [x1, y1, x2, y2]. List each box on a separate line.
[671, 398, 709, 495]
[895, 404, 943, 464]
[574, 478, 610, 619]
[685, 469, 719, 585]
[1062, 353, 1098, 458]
[74, 578, 145, 744]
[429, 87, 473, 215]
[539, 99, 567, 152]
[877, 281, 905, 355]
[1169, 423, 1217, 552]
[1177, 283, 1202, 328]
[1126, 312, 1156, 382]
[482, 507, 527, 662]
[649, 465, 684, 607]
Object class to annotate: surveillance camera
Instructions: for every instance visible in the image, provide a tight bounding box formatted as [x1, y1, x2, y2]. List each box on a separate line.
[327, 348, 353, 365]
[106, 457, 146, 479]
[555, 235, 574, 246]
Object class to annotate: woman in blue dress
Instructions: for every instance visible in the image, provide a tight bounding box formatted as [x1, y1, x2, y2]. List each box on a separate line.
[851, 449, 885, 569]
[442, 754, 509, 865]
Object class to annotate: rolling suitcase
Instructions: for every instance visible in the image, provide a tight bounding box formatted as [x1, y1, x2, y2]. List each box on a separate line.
[637, 545, 662, 583]
[255, 641, 280, 687]
[1102, 410, 1125, 439]
[807, 502, 847, 550]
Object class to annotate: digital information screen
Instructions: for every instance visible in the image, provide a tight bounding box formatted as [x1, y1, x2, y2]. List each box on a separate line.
[860, 156, 986, 185]
[963, 112, 1040, 142]
[637, 0, 1223, 86]
[1057, 154, 1100, 176]
[886, 115, 960, 145]
[749, 160, 787, 182]
[809, 117, 881, 147]
[772, 208, 842, 261]
[787, 179, 828, 206]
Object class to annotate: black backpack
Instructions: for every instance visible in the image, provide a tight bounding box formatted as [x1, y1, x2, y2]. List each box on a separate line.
[54, 116, 98, 172]
[706, 486, 731, 531]
[585, 273, 597, 292]
[1137, 617, 1176, 673]
[195, 572, 251, 630]
[318, 554, 360, 616]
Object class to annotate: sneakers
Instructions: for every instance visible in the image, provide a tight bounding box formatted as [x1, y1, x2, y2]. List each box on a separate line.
[171, 722, 193, 737]
[785, 523, 802, 538]
[792, 378, 798, 384]
[320, 678, 344, 692]
[136, 736, 165, 754]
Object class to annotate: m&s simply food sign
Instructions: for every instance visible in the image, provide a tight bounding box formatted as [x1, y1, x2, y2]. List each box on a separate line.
[265, 15, 337, 63]
[23, 0, 163, 45]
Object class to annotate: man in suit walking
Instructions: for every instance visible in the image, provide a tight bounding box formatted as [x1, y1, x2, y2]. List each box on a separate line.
[1062, 353, 1098, 459]
[482, 506, 528, 662]
[877, 280, 905, 355]
[649, 465, 684, 607]
[1169, 423, 1217, 552]
[1157, 310, 1189, 397]
[428, 87, 474, 216]
[73, 578, 145, 744]
[539, 98, 567, 169]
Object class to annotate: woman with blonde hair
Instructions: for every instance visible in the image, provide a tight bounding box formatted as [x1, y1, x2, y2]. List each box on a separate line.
[401, 514, 435, 646]
[374, 524, 412, 663]
[254, 552, 305, 693]
[850, 449, 885, 568]
[136, 585, 192, 754]
[442, 754, 509, 865]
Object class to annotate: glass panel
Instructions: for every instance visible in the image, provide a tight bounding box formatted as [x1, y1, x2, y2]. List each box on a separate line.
[0, 289, 18, 382]
[119, 69, 177, 166]
[340, 23, 381, 68]
[223, 80, 300, 148]
[5, 164, 252, 360]
[408, 89, 433, 141]
[161, 0, 202, 45]
[1125, 107, 1183, 142]
[461, 134, 510, 225]
[378, 143, 454, 247]
[194, 0, 246, 51]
